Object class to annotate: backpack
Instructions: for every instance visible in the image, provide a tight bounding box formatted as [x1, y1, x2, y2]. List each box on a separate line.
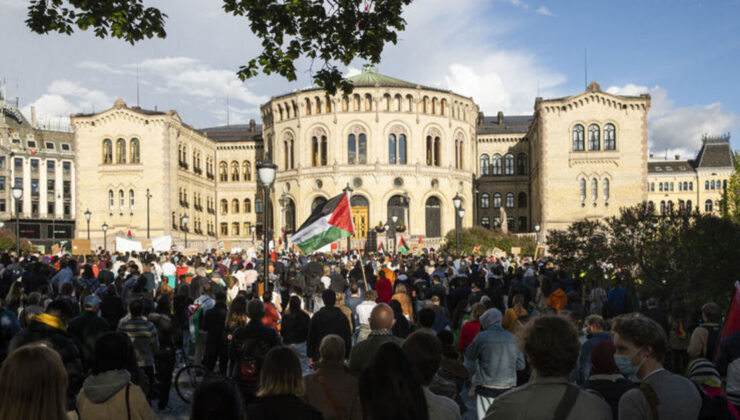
[695, 383, 734, 420]
[703, 324, 722, 361]
[232, 334, 271, 395]
[0, 266, 21, 298]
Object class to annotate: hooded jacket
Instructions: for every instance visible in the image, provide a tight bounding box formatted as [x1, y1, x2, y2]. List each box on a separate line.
[77, 370, 156, 420]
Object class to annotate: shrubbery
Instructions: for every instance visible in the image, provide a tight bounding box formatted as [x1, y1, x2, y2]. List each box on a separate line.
[440, 226, 536, 256]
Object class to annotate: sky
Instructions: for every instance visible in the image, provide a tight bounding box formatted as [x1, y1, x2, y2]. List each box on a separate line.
[1, 0, 739, 158]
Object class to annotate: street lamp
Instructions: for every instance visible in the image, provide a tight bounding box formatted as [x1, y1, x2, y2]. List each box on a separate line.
[102, 223, 108, 251]
[343, 183, 353, 253]
[181, 215, 189, 248]
[457, 207, 465, 255]
[279, 192, 289, 252]
[257, 159, 277, 285]
[453, 193, 462, 256]
[146, 188, 152, 238]
[84, 209, 91, 240]
[534, 224, 541, 244]
[12, 185, 22, 255]
[250, 225, 256, 244]
[391, 215, 398, 254]
[402, 191, 410, 233]
[51, 192, 60, 248]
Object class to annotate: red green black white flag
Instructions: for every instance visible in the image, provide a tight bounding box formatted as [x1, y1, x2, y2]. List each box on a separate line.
[291, 192, 354, 255]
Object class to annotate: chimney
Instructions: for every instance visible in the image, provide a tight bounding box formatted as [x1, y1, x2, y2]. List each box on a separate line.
[497, 111, 504, 125]
[30, 106, 36, 128]
[154, 105, 158, 112]
[674, 154, 680, 161]
[249, 119, 256, 131]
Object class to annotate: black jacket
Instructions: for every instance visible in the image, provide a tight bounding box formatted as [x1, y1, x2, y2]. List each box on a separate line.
[97, 269, 115, 286]
[306, 306, 351, 359]
[67, 310, 111, 368]
[203, 301, 228, 338]
[9, 316, 85, 410]
[281, 310, 310, 344]
[100, 295, 125, 328]
[246, 394, 324, 420]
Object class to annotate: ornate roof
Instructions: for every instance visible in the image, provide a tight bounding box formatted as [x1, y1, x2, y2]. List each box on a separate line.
[346, 68, 423, 89]
[694, 134, 734, 168]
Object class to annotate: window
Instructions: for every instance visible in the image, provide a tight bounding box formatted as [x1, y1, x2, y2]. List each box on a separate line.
[518, 192, 527, 208]
[687, 200, 692, 211]
[348, 132, 367, 164]
[45, 142, 54, 149]
[14, 158, 22, 170]
[588, 124, 600, 150]
[493, 193, 502, 208]
[517, 153, 526, 175]
[47, 160, 55, 175]
[705, 199, 713, 212]
[108, 190, 114, 209]
[670, 182, 674, 191]
[0, 176, 4, 191]
[603, 178, 610, 200]
[491, 154, 502, 175]
[31, 179, 38, 195]
[61, 144, 70, 151]
[659, 183, 663, 192]
[480, 154, 490, 175]
[573, 125, 585, 151]
[0, 199, 6, 212]
[63, 181, 70, 196]
[705, 180, 709, 190]
[507, 216, 514, 232]
[62, 162, 70, 175]
[220, 199, 228, 214]
[130, 138, 140, 163]
[244, 198, 251, 213]
[28, 140, 37, 148]
[231, 161, 239, 181]
[232, 199, 239, 213]
[0, 157, 5, 169]
[102, 139, 113, 164]
[30, 159, 39, 172]
[711, 180, 716, 190]
[14, 177, 22, 188]
[481, 217, 491, 229]
[32, 201, 39, 215]
[255, 199, 263, 214]
[398, 134, 407, 164]
[312, 134, 328, 166]
[129, 189, 134, 209]
[518, 217, 527, 232]
[118, 189, 124, 209]
[219, 162, 228, 181]
[232, 222, 240, 236]
[504, 154, 514, 175]
[425, 135, 441, 166]
[64, 203, 70, 217]
[116, 139, 126, 163]
[47, 179, 54, 193]
[591, 178, 598, 200]
[389, 134, 397, 164]
[650, 182, 654, 192]
[678, 182, 683, 191]
[220, 223, 228, 236]
[480, 193, 490, 209]
[604, 124, 616, 150]
[660, 201, 666, 215]
[505, 193, 514, 208]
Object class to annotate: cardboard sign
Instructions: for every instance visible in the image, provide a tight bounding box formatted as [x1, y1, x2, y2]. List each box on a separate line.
[183, 248, 199, 256]
[71, 239, 91, 255]
[51, 244, 60, 255]
[142, 240, 152, 250]
[534, 245, 546, 261]
[511, 247, 521, 256]
[493, 247, 504, 258]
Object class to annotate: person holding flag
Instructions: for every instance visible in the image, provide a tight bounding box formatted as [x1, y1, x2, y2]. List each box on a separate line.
[398, 236, 410, 255]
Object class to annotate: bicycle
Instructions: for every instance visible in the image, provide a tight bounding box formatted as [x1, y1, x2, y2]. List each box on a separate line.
[174, 350, 220, 404]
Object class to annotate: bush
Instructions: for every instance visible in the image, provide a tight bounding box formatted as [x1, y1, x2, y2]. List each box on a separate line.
[0, 228, 34, 253]
[440, 226, 536, 256]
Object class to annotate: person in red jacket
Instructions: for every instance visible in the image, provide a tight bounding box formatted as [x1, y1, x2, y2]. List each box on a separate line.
[459, 303, 486, 354]
[374, 270, 393, 304]
[261, 293, 281, 331]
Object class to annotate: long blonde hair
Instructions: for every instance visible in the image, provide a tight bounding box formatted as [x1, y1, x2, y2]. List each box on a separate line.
[257, 346, 305, 397]
[0, 343, 68, 420]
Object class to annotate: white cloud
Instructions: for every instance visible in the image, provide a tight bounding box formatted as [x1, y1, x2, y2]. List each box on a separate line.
[608, 83, 739, 157]
[345, 67, 362, 78]
[78, 61, 129, 75]
[134, 57, 202, 73]
[21, 80, 113, 130]
[535, 6, 553, 16]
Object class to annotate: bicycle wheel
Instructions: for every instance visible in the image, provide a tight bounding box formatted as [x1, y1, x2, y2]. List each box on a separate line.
[175, 364, 208, 404]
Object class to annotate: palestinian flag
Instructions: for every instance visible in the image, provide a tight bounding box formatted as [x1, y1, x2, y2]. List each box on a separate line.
[398, 236, 409, 254]
[291, 192, 354, 255]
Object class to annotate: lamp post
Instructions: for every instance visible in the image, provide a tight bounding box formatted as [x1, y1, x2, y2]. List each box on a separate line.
[453, 193, 462, 256]
[146, 188, 152, 239]
[458, 207, 465, 255]
[279, 192, 289, 252]
[343, 183, 353, 253]
[51, 192, 60, 248]
[181, 215, 189, 248]
[250, 225, 256, 245]
[257, 159, 277, 284]
[534, 224, 541, 244]
[102, 223, 108, 251]
[12, 185, 22, 255]
[402, 191, 410, 233]
[84, 209, 91, 240]
[391, 215, 398, 254]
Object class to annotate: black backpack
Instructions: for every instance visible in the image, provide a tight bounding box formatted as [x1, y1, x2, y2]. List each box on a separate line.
[0, 266, 21, 298]
[695, 383, 734, 420]
[232, 335, 271, 395]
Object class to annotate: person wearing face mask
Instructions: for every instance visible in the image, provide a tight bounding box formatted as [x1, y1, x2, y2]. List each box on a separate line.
[575, 315, 612, 384]
[613, 316, 702, 420]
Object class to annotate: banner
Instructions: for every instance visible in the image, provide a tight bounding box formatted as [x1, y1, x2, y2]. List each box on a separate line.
[151, 236, 172, 251]
[116, 237, 143, 252]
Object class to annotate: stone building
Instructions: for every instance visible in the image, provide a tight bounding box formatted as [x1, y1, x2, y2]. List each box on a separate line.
[0, 86, 76, 251]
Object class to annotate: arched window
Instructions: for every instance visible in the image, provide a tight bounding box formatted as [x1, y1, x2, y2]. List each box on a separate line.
[244, 198, 251, 213]
[659, 183, 663, 192]
[312, 132, 328, 166]
[603, 178, 610, 200]
[312, 136, 319, 166]
[129, 189, 135, 209]
[517, 153, 526, 175]
[255, 198, 263, 214]
[388, 134, 397, 164]
[705, 180, 709, 190]
[504, 154, 514, 175]
[492, 154, 502, 175]
[130, 138, 140, 163]
[493, 193, 502, 208]
[711, 180, 716, 190]
[364, 94, 372, 111]
[119, 189, 124, 209]
[505, 193, 515, 208]
[604, 124, 616, 150]
[580, 178, 587, 200]
[241, 161, 251, 181]
[573, 125, 585, 151]
[670, 182, 674, 191]
[116, 138, 126, 163]
[678, 182, 683, 192]
[426, 136, 432, 165]
[342, 96, 349, 112]
[588, 124, 600, 150]
[705, 199, 713, 212]
[311, 196, 327, 212]
[398, 134, 407, 164]
[305, 98, 312, 115]
[667, 201, 674, 215]
[480, 193, 490, 209]
[230, 161, 239, 181]
[591, 178, 598, 200]
[690, 182, 693, 191]
[480, 154, 490, 175]
[219, 162, 228, 181]
[102, 139, 113, 164]
[232, 198, 239, 213]
[353, 94, 361, 111]
[220, 199, 228, 214]
[518, 192, 527, 208]
[108, 190, 114, 210]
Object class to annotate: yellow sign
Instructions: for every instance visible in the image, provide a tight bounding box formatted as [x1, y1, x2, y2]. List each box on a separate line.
[511, 247, 521, 256]
[71, 239, 91, 255]
[534, 245, 547, 260]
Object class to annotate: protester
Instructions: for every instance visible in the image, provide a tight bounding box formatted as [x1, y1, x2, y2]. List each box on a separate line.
[281, 295, 311, 375]
[581, 340, 636, 419]
[307, 289, 352, 365]
[686, 358, 740, 419]
[348, 303, 403, 376]
[190, 378, 244, 420]
[458, 302, 485, 354]
[245, 346, 324, 419]
[502, 294, 528, 333]
[0, 343, 69, 420]
[355, 290, 378, 342]
[203, 291, 229, 374]
[575, 314, 613, 384]
[118, 298, 159, 400]
[390, 299, 411, 339]
[687, 302, 722, 360]
[68, 294, 111, 367]
[149, 294, 177, 411]
[305, 335, 362, 420]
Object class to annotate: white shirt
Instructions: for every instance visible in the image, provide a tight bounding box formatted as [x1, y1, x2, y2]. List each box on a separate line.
[162, 262, 176, 277]
[356, 301, 376, 326]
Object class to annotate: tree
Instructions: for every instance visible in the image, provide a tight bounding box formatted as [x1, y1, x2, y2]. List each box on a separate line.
[440, 226, 536, 257]
[721, 151, 740, 223]
[546, 219, 610, 286]
[25, 0, 413, 94]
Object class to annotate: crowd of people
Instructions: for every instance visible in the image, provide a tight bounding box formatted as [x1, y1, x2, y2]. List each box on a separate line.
[0, 247, 739, 419]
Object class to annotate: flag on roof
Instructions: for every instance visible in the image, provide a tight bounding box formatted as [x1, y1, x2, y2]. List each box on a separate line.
[291, 192, 354, 255]
[398, 236, 409, 255]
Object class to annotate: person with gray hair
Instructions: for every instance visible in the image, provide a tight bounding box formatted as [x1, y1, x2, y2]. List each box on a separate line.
[304, 335, 362, 420]
[464, 308, 524, 418]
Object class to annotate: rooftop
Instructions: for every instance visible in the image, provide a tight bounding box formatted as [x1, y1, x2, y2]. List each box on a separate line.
[648, 161, 694, 173]
[477, 113, 534, 135]
[198, 123, 262, 142]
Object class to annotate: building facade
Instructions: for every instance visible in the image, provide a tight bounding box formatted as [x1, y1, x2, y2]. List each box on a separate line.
[0, 88, 76, 251]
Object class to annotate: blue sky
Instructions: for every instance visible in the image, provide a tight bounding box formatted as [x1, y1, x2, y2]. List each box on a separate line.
[0, 0, 738, 157]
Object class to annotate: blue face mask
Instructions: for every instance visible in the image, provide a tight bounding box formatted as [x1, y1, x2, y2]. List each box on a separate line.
[613, 350, 644, 377]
